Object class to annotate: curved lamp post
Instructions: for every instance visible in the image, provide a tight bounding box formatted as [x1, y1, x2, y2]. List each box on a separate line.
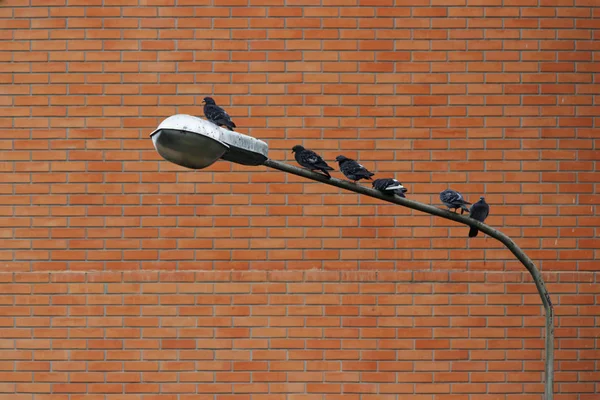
[150, 114, 555, 400]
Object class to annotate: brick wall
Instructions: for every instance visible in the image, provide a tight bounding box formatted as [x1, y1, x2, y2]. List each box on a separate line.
[1, 0, 598, 398]
[0, 270, 598, 399]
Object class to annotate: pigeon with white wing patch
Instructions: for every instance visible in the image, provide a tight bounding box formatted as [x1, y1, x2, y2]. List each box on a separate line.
[373, 178, 408, 198]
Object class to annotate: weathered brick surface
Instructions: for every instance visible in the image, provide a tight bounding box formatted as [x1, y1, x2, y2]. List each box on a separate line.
[1, 0, 598, 398]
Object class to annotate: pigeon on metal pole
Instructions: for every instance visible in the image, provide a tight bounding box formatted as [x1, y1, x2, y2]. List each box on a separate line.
[468, 196, 490, 237]
[439, 189, 471, 214]
[372, 178, 408, 198]
[335, 155, 375, 183]
[202, 96, 236, 131]
[291, 145, 335, 178]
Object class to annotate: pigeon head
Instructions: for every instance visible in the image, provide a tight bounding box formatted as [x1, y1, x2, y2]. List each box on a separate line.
[335, 155, 349, 163]
[291, 145, 305, 153]
[479, 196, 485, 201]
[202, 97, 216, 105]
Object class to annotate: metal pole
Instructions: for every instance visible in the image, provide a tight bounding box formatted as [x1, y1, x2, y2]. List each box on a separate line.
[263, 158, 554, 400]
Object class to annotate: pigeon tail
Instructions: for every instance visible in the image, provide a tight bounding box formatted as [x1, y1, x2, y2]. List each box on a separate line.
[359, 171, 375, 181]
[316, 169, 331, 179]
[213, 118, 235, 130]
[469, 227, 479, 237]
[312, 162, 334, 172]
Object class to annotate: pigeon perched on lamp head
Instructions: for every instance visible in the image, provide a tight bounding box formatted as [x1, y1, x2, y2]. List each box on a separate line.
[439, 189, 471, 214]
[372, 178, 408, 198]
[202, 96, 236, 131]
[468, 196, 490, 238]
[291, 145, 335, 178]
[335, 155, 375, 183]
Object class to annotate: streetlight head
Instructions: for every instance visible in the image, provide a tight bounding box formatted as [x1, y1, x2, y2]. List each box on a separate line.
[151, 127, 229, 170]
[150, 114, 269, 170]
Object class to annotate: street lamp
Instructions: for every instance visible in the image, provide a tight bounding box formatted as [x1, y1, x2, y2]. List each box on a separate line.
[150, 114, 555, 400]
[150, 114, 268, 169]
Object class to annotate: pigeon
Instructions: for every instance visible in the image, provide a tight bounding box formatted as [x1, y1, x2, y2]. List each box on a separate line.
[372, 178, 408, 198]
[202, 96, 236, 131]
[335, 155, 375, 183]
[439, 189, 471, 214]
[291, 145, 335, 178]
[468, 196, 490, 238]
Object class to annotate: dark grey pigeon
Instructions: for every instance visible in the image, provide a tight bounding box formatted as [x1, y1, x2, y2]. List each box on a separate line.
[439, 189, 471, 214]
[202, 96, 236, 131]
[468, 196, 490, 238]
[292, 145, 335, 178]
[335, 155, 375, 183]
[372, 178, 408, 198]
